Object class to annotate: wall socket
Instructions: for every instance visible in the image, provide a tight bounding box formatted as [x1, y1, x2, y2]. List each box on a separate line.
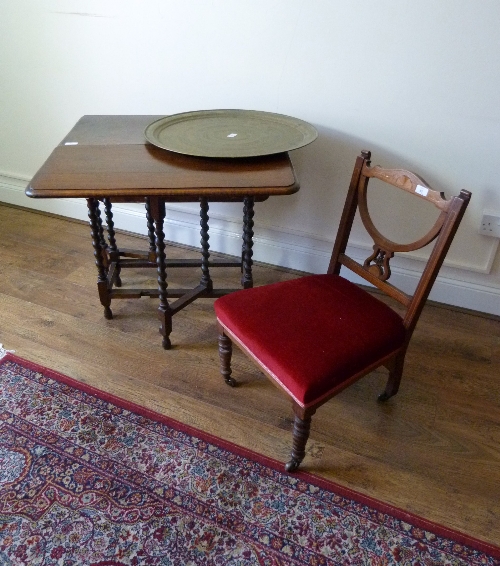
[479, 214, 500, 237]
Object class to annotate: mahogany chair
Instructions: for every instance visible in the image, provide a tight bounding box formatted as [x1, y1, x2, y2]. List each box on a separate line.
[214, 150, 471, 472]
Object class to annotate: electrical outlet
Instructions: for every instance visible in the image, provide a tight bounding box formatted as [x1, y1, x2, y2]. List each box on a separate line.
[479, 214, 500, 237]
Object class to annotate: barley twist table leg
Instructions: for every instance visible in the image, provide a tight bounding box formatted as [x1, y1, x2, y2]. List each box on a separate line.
[241, 196, 255, 288]
[149, 197, 172, 349]
[199, 197, 213, 291]
[145, 198, 157, 261]
[95, 201, 109, 274]
[87, 198, 112, 320]
[103, 197, 121, 286]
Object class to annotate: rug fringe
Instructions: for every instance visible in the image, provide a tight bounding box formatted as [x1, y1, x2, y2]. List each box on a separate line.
[0, 343, 15, 359]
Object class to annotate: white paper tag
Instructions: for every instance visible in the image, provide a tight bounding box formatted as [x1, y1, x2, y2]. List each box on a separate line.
[415, 184, 429, 197]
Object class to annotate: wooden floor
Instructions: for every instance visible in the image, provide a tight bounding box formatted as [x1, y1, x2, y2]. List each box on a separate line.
[1, 202, 499, 548]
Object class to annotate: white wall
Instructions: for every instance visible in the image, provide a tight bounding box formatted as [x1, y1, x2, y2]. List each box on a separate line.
[1, 0, 499, 314]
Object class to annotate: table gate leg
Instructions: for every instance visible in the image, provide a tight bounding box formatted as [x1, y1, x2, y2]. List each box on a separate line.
[241, 196, 254, 288]
[149, 197, 172, 349]
[103, 197, 121, 286]
[145, 198, 157, 262]
[95, 201, 109, 273]
[87, 198, 112, 319]
[199, 197, 213, 291]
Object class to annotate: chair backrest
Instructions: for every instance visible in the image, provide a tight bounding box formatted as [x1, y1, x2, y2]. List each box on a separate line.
[328, 150, 471, 337]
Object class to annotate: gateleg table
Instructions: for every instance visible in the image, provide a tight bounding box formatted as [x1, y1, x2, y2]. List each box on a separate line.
[26, 115, 299, 348]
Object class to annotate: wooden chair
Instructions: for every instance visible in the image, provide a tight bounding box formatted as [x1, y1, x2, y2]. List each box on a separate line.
[214, 150, 471, 472]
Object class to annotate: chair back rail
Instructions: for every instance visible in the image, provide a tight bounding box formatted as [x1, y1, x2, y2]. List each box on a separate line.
[364, 165, 450, 211]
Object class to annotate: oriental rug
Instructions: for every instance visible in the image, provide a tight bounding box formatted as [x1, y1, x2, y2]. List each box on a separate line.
[0, 352, 499, 565]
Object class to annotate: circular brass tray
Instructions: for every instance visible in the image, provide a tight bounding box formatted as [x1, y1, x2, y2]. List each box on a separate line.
[144, 110, 318, 158]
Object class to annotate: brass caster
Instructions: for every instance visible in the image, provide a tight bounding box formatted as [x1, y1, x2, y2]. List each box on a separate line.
[285, 459, 300, 473]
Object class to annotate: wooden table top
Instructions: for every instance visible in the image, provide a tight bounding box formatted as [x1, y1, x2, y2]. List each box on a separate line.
[26, 115, 299, 201]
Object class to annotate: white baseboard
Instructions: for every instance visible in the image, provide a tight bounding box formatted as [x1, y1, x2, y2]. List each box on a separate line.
[2, 173, 499, 316]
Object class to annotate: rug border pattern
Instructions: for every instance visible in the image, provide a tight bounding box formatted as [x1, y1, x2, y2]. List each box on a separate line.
[1, 353, 499, 561]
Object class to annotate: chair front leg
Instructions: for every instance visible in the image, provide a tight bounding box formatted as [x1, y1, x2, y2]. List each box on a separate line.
[218, 326, 236, 387]
[285, 404, 316, 473]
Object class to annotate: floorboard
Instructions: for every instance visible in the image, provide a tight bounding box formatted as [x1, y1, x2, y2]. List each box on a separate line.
[0, 203, 498, 546]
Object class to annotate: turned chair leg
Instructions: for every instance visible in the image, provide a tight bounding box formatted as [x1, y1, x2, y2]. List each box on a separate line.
[378, 351, 406, 402]
[285, 406, 316, 473]
[218, 331, 236, 387]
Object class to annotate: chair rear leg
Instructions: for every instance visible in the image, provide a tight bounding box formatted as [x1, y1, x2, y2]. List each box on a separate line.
[218, 329, 237, 387]
[378, 350, 406, 402]
[285, 406, 316, 472]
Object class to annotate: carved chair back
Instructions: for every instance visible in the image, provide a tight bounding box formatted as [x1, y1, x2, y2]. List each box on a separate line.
[328, 150, 471, 339]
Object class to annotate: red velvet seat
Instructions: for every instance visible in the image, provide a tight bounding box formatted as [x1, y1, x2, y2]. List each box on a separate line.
[215, 150, 471, 472]
[215, 274, 405, 407]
